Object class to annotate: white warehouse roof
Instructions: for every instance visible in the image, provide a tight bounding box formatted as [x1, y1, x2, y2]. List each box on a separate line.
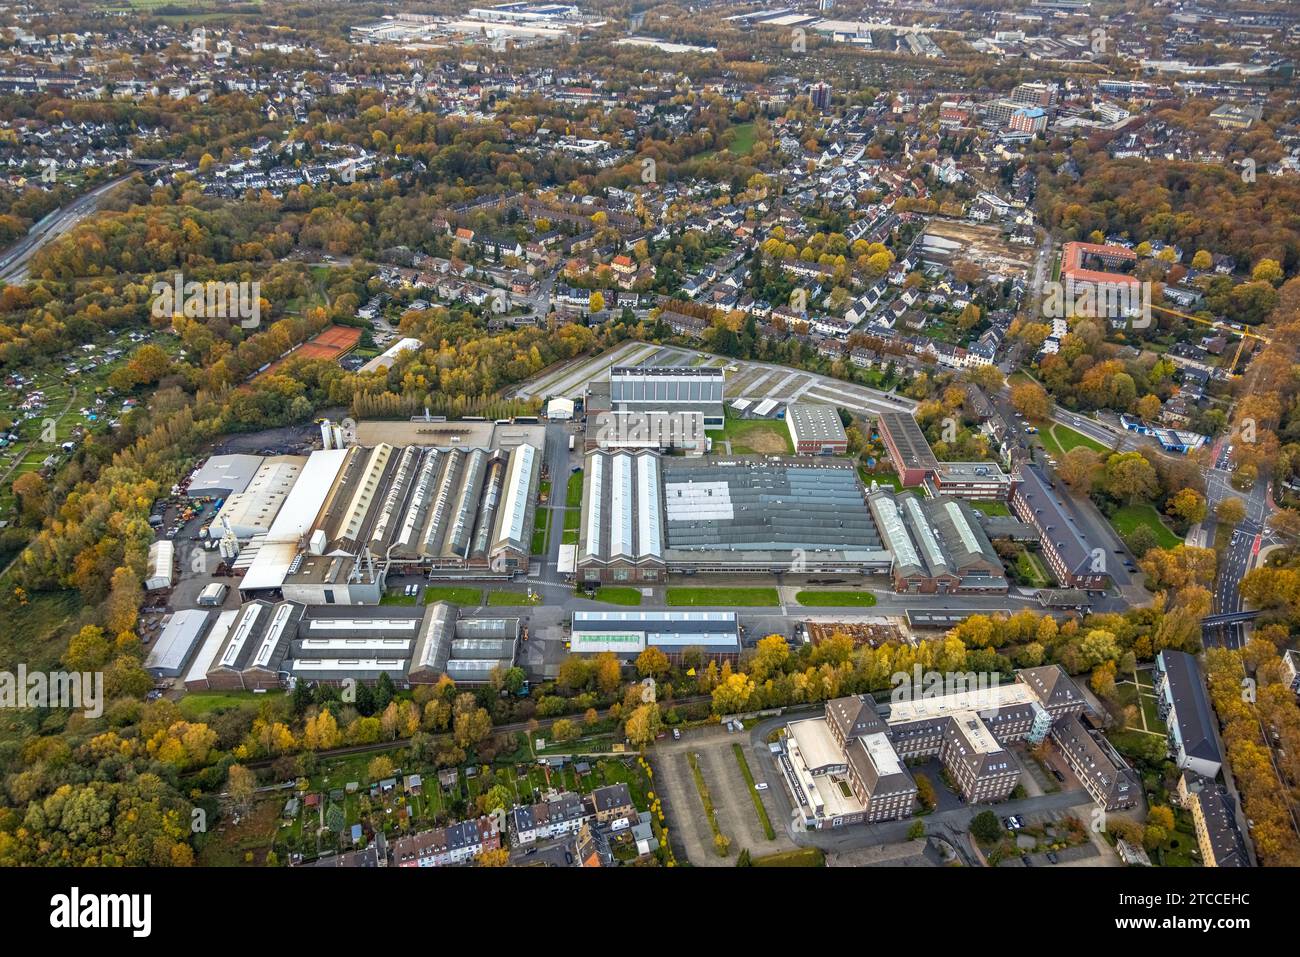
[145, 609, 213, 676]
[183, 608, 241, 688]
[265, 449, 349, 542]
[147, 540, 175, 591]
[188, 454, 264, 496]
[359, 337, 422, 375]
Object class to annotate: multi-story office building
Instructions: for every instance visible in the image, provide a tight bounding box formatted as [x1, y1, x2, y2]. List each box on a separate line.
[1011, 465, 1110, 589]
[780, 666, 1090, 829]
[876, 412, 940, 485]
[1156, 650, 1223, 778]
[926, 461, 1013, 501]
[1051, 713, 1139, 810]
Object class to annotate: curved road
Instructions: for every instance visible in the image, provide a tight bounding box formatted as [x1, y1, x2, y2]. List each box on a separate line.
[0, 173, 136, 284]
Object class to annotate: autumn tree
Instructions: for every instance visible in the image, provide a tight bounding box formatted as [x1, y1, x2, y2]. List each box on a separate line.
[1011, 381, 1052, 421]
[228, 764, 257, 814]
[625, 703, 662, 748]
[635, 647, 670, 680]
[1215, 496, 1246, 527]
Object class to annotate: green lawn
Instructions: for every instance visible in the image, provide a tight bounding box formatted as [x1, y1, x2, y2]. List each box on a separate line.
[1139, 691, 1167, 734]
[531, 507, 550, 554]
[563, 509, 581, 531]
[486, 590, 542, 606]
[795, 590, 878, 607]
[566, 470, 584, 508]
[179, 690, 272, 721]
[424, 586, 484, 606]
[592, 586, 642, 606]
[858, 470, 925, 494]
[665, 587, 780, 607]
[727, 122, 758, 156]
[970, 500, 1011, 517]
[1110, 503, 1181, 550]
[1015, 550, 1052, 588]
[1040, 422, 1109, 457]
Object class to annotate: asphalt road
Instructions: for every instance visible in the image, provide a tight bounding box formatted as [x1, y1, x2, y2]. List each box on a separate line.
[1202, 437, 1274, 649]
[0, 173, 135, 283]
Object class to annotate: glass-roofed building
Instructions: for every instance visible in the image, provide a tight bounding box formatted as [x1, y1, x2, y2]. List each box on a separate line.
[576, 449, 891, 582]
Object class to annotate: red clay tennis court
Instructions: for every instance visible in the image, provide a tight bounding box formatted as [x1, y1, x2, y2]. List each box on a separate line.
[260, 325, 362, 376]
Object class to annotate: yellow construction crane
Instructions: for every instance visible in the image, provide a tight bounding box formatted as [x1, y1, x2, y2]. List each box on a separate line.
[1146, 302, 1271, 375]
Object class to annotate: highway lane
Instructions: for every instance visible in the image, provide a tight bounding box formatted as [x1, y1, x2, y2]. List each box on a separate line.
[0, 173, 135, 283]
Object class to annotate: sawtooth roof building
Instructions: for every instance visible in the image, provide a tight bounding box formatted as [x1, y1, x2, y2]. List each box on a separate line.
[867, 489, 1007, 594]
[575, 449, 891, 582]
[238, 436, 542, 603]
[875, 412, 940, 486]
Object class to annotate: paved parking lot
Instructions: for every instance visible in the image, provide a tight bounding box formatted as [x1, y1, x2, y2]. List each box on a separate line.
[651, 726, 795, 866]
[510, 343, 915, 419]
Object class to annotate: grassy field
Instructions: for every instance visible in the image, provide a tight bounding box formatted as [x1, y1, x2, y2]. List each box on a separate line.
[666, 587, 780, 607]
[727, 122, 758, 156]
[858, 470, 925, 494]
[795, 590, 878, 607]
[179, 690, 273, 721]
[971, 500, 1011, 517]
[566, 470, 584, 508]
[424, 586, 484, 606]
[592, 586, 642, 606]
[721, 413, 793, 455]
[1110, 503, 1182, 550]
[1040, 422, 1109, 457]
[0, 587, 84, 671]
